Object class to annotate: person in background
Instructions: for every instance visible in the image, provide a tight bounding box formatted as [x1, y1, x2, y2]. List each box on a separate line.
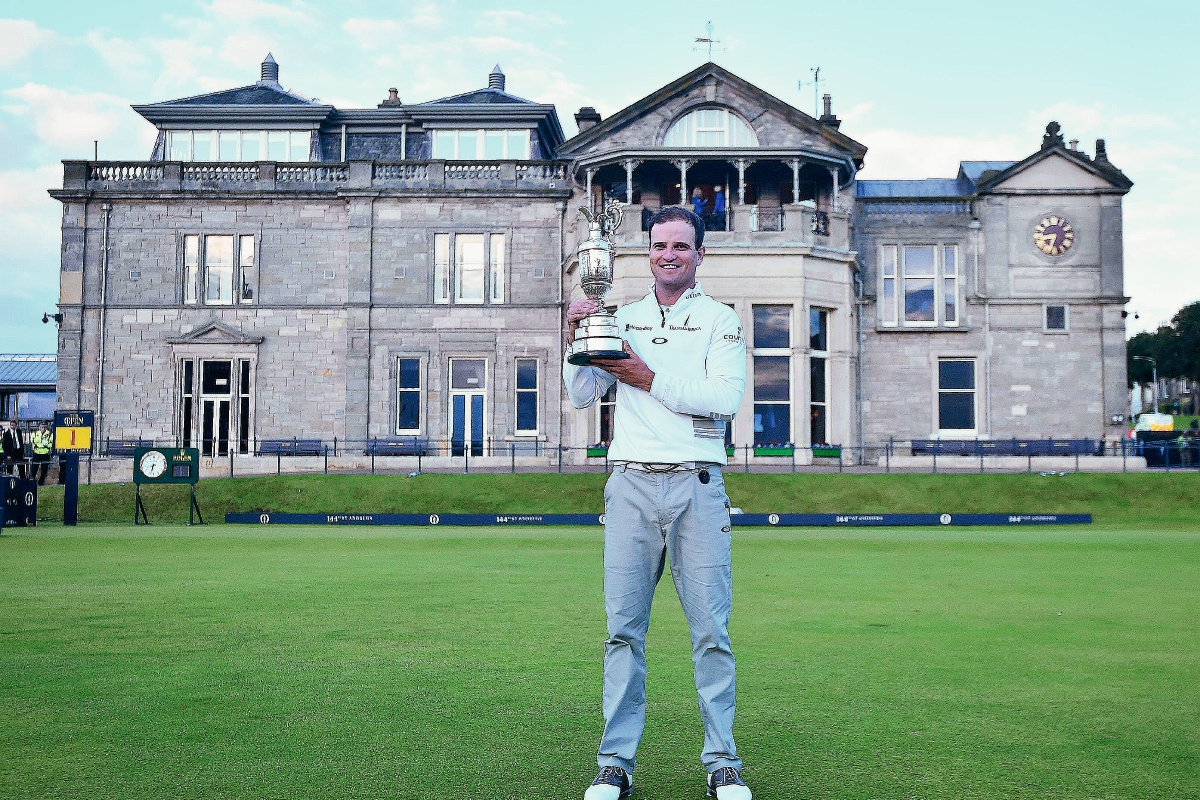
[30, 422, 53, 485]
[2, 420, 26, 479]
[690, 186, 707, 217]
[713, 186, 726, 217]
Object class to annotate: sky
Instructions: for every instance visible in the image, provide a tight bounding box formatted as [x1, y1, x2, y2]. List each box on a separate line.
[1, 0, 1197, 354]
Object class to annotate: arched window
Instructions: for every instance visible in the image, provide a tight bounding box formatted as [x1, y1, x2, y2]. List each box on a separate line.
[662, 108, 758, 147]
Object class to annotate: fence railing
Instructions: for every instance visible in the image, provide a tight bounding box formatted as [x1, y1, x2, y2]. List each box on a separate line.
[8, 436, 1196, 486]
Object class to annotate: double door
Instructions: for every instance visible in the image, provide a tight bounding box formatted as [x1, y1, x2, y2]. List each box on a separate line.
[449, 359, 486, 457]
[181, 359, 252, 456]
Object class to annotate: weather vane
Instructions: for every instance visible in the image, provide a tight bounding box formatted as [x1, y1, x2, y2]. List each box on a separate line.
[798, 67, 825, 118]
[694, 21, 724, 61]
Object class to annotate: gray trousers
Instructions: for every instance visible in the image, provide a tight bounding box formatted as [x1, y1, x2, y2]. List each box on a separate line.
[598, 465, 741, 774]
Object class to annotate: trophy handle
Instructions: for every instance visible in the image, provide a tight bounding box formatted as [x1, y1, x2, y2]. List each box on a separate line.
[601, 199, 624, 237]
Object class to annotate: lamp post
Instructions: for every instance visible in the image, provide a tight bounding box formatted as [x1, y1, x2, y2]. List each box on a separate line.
[1133, 355, 1157, 414]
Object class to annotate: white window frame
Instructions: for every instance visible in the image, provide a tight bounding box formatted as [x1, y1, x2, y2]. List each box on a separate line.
[514, 357, 539, 435]
[879, 243, 960, 328]
[595, 383, 617, 446]
[1044, 303, 1069, 333]
[935, 358, 977, 437]
[751, 304, 793, 447]
[430, 129, 531, 160]
[182, 233, 257, 306]
[809, 307, 830, 447]
[166, 130, 310, 162]
[434, 232, 508, 305]
[663, 107, 758, 148]
[395, 356, 423, 435]
[447, 357, 489, 455]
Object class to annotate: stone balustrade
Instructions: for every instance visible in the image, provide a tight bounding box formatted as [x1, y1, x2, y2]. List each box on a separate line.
[611, 202, 852, 250]
[64, 160, 569, 193]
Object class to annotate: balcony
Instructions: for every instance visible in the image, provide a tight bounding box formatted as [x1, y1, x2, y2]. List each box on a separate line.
[61, 160, 570, 194]
[617, 201, 851, 250]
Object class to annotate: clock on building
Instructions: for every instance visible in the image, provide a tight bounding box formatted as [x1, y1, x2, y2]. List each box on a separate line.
[1033, 215, 1075, 256]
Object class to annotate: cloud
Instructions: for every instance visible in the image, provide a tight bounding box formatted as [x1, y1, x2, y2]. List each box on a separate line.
[855, 128, 1025, 180]
[204, 0, 313, 26]
[2, 84, 139, 151]
[478, 10, 566, 27]
[0, 19, 56, 67]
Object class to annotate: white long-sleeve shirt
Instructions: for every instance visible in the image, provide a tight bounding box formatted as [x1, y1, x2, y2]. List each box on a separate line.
[563, 282, 746, 464]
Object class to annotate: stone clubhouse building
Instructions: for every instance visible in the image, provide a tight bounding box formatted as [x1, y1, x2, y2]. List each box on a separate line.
[49, 56, 1133, 468]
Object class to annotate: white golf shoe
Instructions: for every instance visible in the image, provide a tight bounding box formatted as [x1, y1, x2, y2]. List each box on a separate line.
[707, 766, 752, 800]
[583, 765, 632, 799]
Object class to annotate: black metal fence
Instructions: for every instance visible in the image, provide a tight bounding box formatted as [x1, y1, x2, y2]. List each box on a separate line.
[6, 436, 1198, 485]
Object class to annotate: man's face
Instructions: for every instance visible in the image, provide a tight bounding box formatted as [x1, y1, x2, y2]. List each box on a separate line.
[649, 219, 704, 296]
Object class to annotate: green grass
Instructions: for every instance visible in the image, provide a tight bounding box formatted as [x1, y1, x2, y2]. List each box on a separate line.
[2, 524, 1197, 799]
[32, 472, 1200, 529]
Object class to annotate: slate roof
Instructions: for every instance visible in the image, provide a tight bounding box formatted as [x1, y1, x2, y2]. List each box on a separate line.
[151, 83, 317, 106]
[417, 87, 537, 106]
[856, 179, 969, 198]
[959, 161, 1016, 184]
[0, 355, 56, 389]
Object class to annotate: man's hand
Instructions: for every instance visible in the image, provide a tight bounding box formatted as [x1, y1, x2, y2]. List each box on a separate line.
[566, 299, 601, 344]
[592, 341, 655, 392]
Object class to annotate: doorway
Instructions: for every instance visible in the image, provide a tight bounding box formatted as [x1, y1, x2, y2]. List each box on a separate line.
[449, 359, 487, 457]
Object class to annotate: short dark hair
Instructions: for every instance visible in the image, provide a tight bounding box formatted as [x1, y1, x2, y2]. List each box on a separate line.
[647, 206, 704, 249]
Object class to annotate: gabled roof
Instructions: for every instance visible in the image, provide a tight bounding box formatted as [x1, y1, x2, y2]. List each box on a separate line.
[0, 355, 56, 389]
[975, 142, 1132, 193]
[416, 87, 537, 106]
[558, 62, 868, 166]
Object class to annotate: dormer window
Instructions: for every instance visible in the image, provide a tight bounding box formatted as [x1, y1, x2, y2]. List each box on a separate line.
[431, 129, 530, 160]
[167, 130, 311, 162]
[663, 108, 757, 147]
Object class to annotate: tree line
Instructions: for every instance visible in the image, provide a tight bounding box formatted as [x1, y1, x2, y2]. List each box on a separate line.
[1127, 301, 1200, 402]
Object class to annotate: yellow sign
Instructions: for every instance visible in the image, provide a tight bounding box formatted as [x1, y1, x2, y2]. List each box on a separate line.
[55, 426, 92, 451]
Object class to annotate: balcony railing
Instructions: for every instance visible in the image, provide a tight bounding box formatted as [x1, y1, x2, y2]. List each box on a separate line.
[65, 160, 568, 193]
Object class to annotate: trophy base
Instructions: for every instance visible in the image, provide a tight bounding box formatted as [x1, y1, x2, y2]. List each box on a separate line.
[567, 349, 630, 366]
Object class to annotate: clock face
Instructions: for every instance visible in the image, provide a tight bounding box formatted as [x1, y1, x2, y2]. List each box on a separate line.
[139, 450, 167, 479]
[1034, 215, 1075, 256]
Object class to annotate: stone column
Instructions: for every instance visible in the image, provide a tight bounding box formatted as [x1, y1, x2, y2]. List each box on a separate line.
[623, 159, 641, 204]
[735, 159, 751, 205]
[790, 159, 802, 204]
[828, 166, 840, 212]
[585, 168, 595, 211]
[673, 159, 695, 207]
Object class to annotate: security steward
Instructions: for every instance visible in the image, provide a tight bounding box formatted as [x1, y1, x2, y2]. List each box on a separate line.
[564, 206, 751, 800]
[30, 422, 53, 485]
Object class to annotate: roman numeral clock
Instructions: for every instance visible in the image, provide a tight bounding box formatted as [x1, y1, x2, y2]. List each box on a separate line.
[1033, 215, 1075, 257]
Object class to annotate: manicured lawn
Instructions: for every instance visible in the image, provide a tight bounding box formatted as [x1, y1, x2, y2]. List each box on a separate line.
[32, 471, 1200, 529]
[2, 524, 1197, 799]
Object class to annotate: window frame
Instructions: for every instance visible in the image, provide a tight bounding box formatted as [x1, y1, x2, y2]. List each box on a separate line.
[181, 233, 258, 306]
[165, 129, 310, 162]
[395, 356, 423, 435]
[429, 128, 531, 160]
[663, 107, 759, 148]
[433, 231, 508, 305]
[809, 307, 830, 447]
[879, 242, 961, 328]
[936, 358, 977, 436]
[1044, 303, 1069, 333]
[751, 303, 793, 447]
[514, 357, 539, 435]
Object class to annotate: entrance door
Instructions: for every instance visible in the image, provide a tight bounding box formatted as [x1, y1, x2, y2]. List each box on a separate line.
[449, 359, 486, 457]
[200, 360, 233, 456]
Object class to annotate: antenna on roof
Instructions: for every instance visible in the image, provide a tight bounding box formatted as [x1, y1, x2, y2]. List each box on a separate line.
[693, 21, 723, 62]
[798, 67, 824, 118]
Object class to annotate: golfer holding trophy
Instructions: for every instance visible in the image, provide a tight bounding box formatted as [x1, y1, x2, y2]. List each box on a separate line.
[564, 203, 750, 800]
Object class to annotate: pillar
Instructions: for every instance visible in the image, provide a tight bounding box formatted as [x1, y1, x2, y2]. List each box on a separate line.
[585, 167, 595, 211]
[828, 166, 840, 212]
[674, 159, 695, 207]
[790, 159, 802, 205]
[623, 159, 641, 204]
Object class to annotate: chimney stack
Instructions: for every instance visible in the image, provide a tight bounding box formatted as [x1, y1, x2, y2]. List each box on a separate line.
[489, 64, 505, 91]
[1095, 139, 1109, 163]
[575, 107, 602, 133]
[1069, 139, 1079, 151]
[378, 87, 402, 108]
[259, 53, 279, 86]
[818, 93, 841, 129]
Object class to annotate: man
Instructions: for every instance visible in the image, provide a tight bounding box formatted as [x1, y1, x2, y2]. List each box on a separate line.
[2, 420, 26, 479]
[564, 206, 751, 800]
[30, 422, 53, 485]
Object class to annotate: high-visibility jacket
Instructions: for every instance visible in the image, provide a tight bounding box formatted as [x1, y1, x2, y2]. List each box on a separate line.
[31, 429, 53, 455]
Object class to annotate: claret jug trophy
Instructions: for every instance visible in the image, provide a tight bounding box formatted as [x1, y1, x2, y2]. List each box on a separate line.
[568, 200, 630, 366]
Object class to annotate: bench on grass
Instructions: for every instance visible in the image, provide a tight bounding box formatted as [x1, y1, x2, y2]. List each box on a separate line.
[257, 439, 323, 457]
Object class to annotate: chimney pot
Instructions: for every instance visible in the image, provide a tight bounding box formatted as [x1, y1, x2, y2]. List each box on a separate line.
[575, 106, 602, 133]
[818, 93, 841, 129]
[1069, 139, 1079, 151]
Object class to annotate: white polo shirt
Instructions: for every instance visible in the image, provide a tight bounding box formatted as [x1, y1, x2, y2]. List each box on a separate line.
[564, 282, 746, 464]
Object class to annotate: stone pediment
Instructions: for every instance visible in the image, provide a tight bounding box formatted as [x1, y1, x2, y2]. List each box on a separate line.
[558, 62, 866, 168]
[980, 146, 1132, 194]
[167, 320, 264, 345]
